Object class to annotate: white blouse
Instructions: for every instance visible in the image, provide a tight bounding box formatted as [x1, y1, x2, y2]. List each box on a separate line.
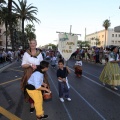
[22, 52, 43, 66]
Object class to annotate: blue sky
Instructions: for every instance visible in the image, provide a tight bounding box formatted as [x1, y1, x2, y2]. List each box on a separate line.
[23, 0, 120, 46]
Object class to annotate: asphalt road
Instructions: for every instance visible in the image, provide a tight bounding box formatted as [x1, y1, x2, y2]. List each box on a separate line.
[0, 60, 120, 120]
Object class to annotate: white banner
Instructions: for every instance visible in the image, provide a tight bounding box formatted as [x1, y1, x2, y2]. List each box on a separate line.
[58, 33, 78, 61]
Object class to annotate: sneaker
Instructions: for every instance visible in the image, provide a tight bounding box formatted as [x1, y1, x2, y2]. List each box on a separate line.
[60, 98, 64, 102]
[37, 115, 48, 120]
[113, 86, 118, 91]
[66, 98, 71, 101]
[30, 108, 35, 113]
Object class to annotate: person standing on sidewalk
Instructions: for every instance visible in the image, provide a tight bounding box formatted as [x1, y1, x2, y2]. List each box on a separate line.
[21, 39, 43, 113]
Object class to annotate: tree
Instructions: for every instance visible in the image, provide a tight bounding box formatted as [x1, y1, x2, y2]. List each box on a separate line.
[0, 0, 6, 11]
[77, 40, 90, 48]
[103, 19, 111, 48]
[25, 24, 36, 40]
[45, 43, 57, 50]
[95, 38, 100, 46]
[13, 0, 40, 49]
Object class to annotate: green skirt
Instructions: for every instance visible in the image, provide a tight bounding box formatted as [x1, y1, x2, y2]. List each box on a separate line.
[99, 62, 120, 86]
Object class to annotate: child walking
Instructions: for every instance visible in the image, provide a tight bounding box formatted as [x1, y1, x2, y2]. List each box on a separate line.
[74, 57, 82, 77]
[51, 55, 57, 68]
[26, 61, 51, 120]
[57, 60, 71, 102]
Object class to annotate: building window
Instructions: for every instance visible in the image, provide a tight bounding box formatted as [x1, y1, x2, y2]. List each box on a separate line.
[116, 34, 117, 37]
[102, 35, 104, 38]
[0, 29, 1, 33]
[111, 40, 114, 44]
[119, 34, 120, 37]
[112, 34, 114, 37]
[115, 41, 117, 44]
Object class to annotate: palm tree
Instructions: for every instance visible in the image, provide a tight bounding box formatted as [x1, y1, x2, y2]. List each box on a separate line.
[0, 0, 6, 11]
[13, 0, 40, 49]
[25, 24, 36, 40]
[103, 19, 111, 48]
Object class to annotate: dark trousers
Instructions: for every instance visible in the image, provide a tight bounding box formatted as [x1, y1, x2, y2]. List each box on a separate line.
[58, 82, 69, 98]
[96, 55, 99, 63]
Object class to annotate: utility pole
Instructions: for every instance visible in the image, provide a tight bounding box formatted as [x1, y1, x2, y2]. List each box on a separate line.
[85, 28, 86, 41]
[70, 25, 72, 34]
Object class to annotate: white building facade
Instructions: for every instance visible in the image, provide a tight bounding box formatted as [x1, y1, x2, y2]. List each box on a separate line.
[0, 19, 22, 50]
[86, 28, 120, 47]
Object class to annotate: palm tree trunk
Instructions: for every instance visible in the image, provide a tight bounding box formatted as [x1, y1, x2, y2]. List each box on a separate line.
[5, 21, 8, 51]
[8, 0, 14, 50]
[104, 30, 106, 48]
[22, 18, 25, 49]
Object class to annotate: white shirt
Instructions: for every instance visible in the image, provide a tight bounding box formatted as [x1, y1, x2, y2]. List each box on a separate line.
[28, 71, 43, 89]
[22, 52, 43, 66]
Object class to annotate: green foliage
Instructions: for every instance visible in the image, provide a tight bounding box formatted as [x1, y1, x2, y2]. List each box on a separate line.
[46, 43, 57, 50]
[13, 0, 40, 49]
[103, 19, 111, 30]
[95, 38, 100, 46]
[25, 24, 36, 40]
[77, 40, 90, 48]
[13, 0, 40, 24]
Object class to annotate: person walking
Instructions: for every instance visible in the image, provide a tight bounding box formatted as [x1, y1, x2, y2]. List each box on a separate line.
[74, 56, 82, 77]
[50, 55, 57, 68]
[99, 46, 120, 90]
[21, 39, 43, 113]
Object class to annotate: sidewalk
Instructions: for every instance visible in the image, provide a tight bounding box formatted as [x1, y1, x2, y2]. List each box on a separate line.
[0, 61, 16, 73]
[0, 61, 11, 69]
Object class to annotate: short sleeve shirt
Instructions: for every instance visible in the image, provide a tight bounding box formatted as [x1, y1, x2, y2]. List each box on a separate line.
[28, 71, 43, 89]
[57, 67, 67, 78]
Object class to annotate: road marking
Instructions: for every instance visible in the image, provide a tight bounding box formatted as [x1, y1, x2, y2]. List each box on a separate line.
[0, 106, 21, 120]
[48, 73, 73, 120]
[0, 78, 21, 86]
[9, 69, 23, 72]
[83, 71, 99, 78]
[69, 67, 120, 97]
[50, 67, 106, 119]
[70, 85, 106, 120]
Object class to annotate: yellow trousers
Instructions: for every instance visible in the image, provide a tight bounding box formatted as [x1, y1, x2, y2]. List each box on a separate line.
[26, 89, 44, 116]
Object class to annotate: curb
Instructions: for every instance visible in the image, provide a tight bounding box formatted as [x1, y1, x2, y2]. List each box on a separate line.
[0, 62, 16, 73]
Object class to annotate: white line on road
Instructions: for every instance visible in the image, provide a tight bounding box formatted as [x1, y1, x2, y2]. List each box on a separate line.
[48, 73, 73, 120]
[70, 85, 106, 120]
[69, 68, 120, 97]
[51, 66, 106, 120]
[83, 71, 99, 78]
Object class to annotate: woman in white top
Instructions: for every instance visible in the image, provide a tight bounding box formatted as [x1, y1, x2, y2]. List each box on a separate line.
[21, 39, 43, 113]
